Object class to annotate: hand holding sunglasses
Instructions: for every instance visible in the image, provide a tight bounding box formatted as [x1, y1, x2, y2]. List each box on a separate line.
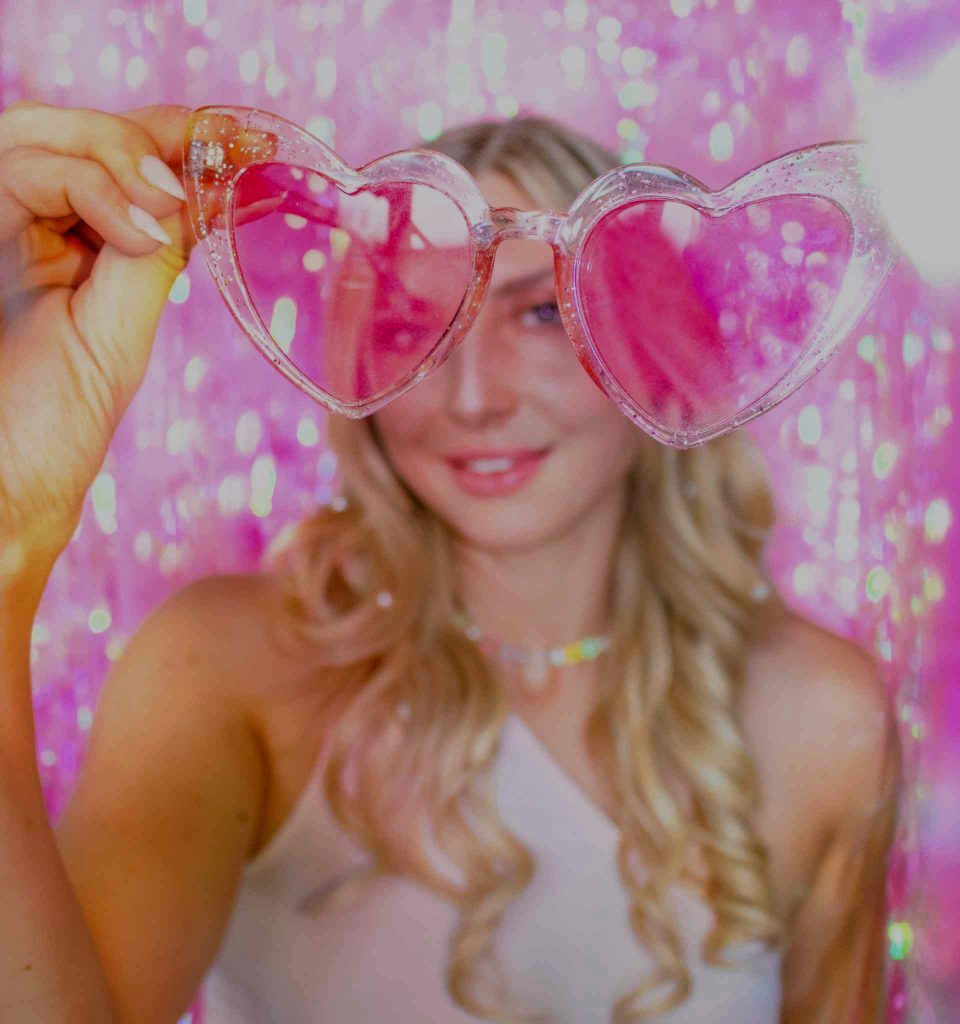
[183, 105, 899, 449]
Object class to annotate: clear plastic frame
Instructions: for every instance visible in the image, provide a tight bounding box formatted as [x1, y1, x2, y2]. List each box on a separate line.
[183, 104, 899, 449]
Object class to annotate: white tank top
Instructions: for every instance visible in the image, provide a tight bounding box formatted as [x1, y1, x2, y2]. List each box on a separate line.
[200, 713, 783, 1022]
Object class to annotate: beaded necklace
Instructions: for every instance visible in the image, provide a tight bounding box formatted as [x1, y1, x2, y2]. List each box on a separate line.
[451, 607, 611, 696]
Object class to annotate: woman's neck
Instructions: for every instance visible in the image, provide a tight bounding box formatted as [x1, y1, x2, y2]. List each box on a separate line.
[450, 478, 628, 651]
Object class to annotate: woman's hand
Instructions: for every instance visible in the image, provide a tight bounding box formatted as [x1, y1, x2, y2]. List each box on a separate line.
[0, 100, 197, 569]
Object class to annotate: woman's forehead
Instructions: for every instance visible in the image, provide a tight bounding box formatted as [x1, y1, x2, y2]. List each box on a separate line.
[489, 242, 556, 291]
[471, 172, 558, 284]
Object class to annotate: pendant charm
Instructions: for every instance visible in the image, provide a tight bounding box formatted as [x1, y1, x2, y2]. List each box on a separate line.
[450, 606, 611, 705]
[518, 661, 562, 705]
[524, 649, 550, 689]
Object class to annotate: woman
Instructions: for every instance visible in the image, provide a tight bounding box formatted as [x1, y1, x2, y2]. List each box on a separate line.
[0, 101, 902, 1024]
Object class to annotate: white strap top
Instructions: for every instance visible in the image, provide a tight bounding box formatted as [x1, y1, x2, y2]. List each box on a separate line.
[200, 714, 782, 1022]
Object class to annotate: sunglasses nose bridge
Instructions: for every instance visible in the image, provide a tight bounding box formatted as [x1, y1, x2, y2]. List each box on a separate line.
[484, 207, 567, 253]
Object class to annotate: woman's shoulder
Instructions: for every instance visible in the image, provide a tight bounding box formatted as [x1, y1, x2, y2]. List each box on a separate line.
[742, 609, 899, 843]
[151, 569, 320, 709]
[744, 610, 891, 723]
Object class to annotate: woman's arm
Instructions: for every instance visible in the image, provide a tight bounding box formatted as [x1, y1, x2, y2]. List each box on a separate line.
[0, 552, 121, 1022]
[779, 636, 904, 1024]
[0, 553, 273, 1024]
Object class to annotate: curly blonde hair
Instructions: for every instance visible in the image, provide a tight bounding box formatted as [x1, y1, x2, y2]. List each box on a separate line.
[261, 113, 792, 1022]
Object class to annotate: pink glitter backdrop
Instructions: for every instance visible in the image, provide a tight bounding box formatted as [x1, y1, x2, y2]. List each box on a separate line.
[1, 1, 957, 1021]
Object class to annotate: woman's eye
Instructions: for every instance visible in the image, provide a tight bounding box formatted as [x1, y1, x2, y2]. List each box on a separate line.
[520, 300, 562, 329]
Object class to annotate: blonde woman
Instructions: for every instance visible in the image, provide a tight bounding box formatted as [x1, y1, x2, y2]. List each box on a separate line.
[0, 100, 902, 1024]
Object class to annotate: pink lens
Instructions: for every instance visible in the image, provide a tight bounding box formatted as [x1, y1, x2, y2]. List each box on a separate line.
[577, 197, 852, 435]
[230, 163, 475, 405]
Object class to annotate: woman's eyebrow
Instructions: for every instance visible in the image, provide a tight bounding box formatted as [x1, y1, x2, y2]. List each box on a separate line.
[491, 267, 555, 298]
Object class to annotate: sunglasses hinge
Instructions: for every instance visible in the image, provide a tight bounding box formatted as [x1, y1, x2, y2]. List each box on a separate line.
[187, 139, 228, 179]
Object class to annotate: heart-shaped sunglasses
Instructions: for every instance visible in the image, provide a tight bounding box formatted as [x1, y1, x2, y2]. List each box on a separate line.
[182, 104, 899, 449]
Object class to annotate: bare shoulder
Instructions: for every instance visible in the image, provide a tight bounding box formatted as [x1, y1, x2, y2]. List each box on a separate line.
[745, 611, 892, 718]
[149, 569, 316, 709]
[747, 612, 893, 728]
[742, 610, 901, 840]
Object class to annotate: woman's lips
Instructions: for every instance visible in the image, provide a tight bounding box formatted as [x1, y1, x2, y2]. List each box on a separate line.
[444, 447, 553, 497]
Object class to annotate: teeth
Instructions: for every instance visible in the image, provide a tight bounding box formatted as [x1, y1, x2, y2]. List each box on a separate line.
[466, 457, 517, 474]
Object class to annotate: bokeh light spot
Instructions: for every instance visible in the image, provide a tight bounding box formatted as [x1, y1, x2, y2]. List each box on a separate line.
[169, 272, 191, 304]
[888, 921, 914, 961]
[709, 121, 734, 161]
[297, 417, 320, 447]
[872, 442, 899, 480]
[269, 296, 298, 354]
[88, 607, 112, 634]
[924, 498, 952, 543]
[797, 405, 822, 445]
[866, 566, 891, 602]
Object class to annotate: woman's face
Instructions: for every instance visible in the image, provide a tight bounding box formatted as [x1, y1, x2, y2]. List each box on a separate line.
[371, 171, 645, 552]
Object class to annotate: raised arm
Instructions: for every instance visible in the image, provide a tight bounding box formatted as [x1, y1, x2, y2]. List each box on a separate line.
[0, 558, 122, 1022]
[1, 562, 275, 1024]
[0, 98, 273, 1023]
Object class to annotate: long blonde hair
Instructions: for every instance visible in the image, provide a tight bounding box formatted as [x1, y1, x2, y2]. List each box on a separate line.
[263, 114, 792, 1022]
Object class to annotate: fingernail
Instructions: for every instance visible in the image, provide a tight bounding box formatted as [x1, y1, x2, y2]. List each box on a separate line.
[139, 154, 187, 201]
[128, 203, 172, 245]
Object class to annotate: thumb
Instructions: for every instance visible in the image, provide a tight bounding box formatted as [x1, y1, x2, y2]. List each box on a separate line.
[71, 201, 197, 402]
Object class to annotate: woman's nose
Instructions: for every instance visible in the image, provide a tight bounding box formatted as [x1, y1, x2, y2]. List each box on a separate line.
[443, 307, 519, 423]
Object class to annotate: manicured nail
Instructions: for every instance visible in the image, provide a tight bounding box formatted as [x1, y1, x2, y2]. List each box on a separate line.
[128, 203, 172, 245]
[139, 154, 187, 201]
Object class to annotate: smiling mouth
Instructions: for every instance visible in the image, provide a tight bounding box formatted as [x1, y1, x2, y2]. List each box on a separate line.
[444, 447, 553, 474]
[444, 448, 554, 496]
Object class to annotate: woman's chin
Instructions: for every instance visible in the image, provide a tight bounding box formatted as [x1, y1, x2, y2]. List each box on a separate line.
[449, 514, 564, 554]
[429, 489, 573, 552]
[396, 453, 602, 551]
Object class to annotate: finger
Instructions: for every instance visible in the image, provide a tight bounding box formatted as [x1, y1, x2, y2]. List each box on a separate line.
[69, 200, 194, 400]
[17, 231, 96, 292]
[0, 146, 174, 252]
[114, 103, 195, 168]
[71, 219, 105, 252]
[36, 212, 82, 234]
[14, 219, 71, 270]
[0, 101, 190, 222]
[0, 221, 104, 301]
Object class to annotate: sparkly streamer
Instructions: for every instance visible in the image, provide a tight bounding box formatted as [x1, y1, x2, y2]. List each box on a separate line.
[0, 1, 956, 1022]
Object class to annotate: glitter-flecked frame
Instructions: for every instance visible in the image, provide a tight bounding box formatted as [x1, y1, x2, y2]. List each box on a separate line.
[183, 104, 899, 449]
